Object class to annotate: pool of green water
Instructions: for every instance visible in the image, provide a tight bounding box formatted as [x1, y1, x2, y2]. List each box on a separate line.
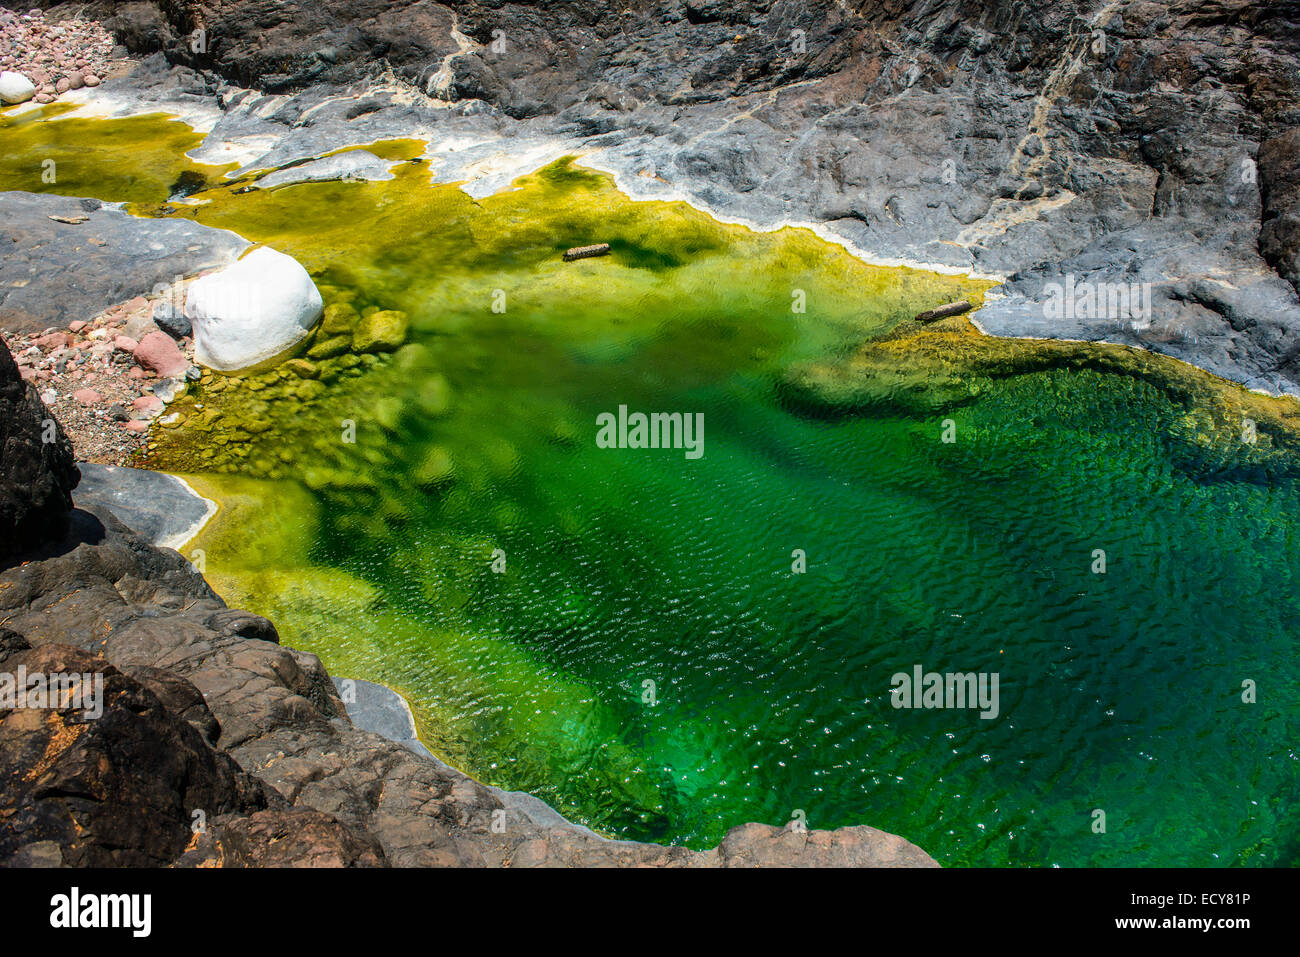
[4, 106, 1298, 866]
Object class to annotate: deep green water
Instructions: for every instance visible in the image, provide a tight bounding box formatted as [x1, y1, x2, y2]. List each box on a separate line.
[5, 107, 1299, 866]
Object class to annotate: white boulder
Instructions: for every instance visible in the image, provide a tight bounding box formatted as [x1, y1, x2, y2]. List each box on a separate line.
[186, 246, 323, 371]
[0, 71, 37, 106]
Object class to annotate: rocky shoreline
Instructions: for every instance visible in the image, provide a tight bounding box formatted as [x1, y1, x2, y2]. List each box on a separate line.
[3, 0, 1296, 396]
[3, 0, 1299, 868]
[0, 336, 938, 866]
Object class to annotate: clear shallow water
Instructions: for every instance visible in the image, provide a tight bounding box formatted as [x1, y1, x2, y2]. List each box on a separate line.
[5, 108, 1299, 866]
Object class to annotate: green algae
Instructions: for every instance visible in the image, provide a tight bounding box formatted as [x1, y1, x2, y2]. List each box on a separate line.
[0, 104, 236, 204]
[9, 109, 1300, 863]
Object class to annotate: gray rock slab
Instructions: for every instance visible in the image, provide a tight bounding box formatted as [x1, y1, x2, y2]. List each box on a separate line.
[72, 463, 215, 549]
[0, 191, 250, 334]
[332, 675, 606, 837]
[251, 149, 397, 189]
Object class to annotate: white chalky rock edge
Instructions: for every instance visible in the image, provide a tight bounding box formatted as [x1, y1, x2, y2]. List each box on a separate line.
[186, 246, 323, 371]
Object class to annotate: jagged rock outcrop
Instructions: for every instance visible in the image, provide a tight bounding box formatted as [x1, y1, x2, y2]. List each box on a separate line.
[17, 0, 1298, 393]
[0, 333, 79, 559]
[0, 339, 935, 867]
[1260, 128, 1300, 295]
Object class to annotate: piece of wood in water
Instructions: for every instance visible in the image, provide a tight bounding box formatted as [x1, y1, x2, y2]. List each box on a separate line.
[564, 243, 611, 262]
[913, 300, 972, 323]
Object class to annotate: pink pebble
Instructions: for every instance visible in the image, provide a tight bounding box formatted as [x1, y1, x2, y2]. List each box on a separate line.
[132, 331, 189, 377]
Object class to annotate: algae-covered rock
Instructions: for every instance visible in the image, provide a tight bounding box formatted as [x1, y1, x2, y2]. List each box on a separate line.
[416, 372, 453, 416]
[307, 335, 352, 360]
[353, 309, 409, 353]
[297, 379, 327, 401]
[414, 445, 456, 489]
[375, 396, 404, 432]
[322, 302, 360, 334]
[285, 358, 319, 379]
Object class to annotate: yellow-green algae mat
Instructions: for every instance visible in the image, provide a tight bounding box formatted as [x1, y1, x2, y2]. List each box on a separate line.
[5, 104, 1300, 866]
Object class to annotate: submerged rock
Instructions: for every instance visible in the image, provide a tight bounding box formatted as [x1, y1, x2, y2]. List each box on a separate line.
[186, 246, 324, 371]
[351, 308, 408, 353]
[307, 334, 352, 359]
[321, 301, 360, 333]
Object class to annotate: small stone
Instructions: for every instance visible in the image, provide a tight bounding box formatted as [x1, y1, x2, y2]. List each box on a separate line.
[133, 331, 188, 377]
[33, 331, 70, 350]
[151, 299, 191, 339]
[68, 320, 87, 332]
[72, 387, 102, 406]
[83, 74, 100, 87]
[352, 309, 409, 354]
[112, 335, 138, 353]
[322, 302, 359, 334]
[123, 420, 150, 433]
[307, 335, 351, 360]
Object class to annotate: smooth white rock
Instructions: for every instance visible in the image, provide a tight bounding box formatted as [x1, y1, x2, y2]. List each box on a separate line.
[186, 246, 323, 371]
[0, 71, 37, 105]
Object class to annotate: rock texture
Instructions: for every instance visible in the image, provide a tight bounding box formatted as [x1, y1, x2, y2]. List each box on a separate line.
[0, 191, 250, 334]
[33, 0, 1298, 394]
[0, 342, 936, 867]
[0, 69, 34, 103]
[0, 336, 79, 560]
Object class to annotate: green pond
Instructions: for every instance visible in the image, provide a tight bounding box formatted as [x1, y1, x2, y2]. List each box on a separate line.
[4, 106, 1299, 866]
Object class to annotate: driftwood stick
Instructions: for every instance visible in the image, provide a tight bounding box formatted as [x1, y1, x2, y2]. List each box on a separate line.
[912, 300, 973, 323]
[563, 243, 611, 262]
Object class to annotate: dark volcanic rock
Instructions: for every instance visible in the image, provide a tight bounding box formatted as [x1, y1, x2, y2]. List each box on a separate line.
[39, 0, 1300, 395]
[1260, 128, 1300, 295]
[0, 337, 79, 562]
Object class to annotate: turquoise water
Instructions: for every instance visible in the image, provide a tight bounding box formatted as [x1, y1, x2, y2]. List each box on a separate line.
[304, 354, 1300, 866]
